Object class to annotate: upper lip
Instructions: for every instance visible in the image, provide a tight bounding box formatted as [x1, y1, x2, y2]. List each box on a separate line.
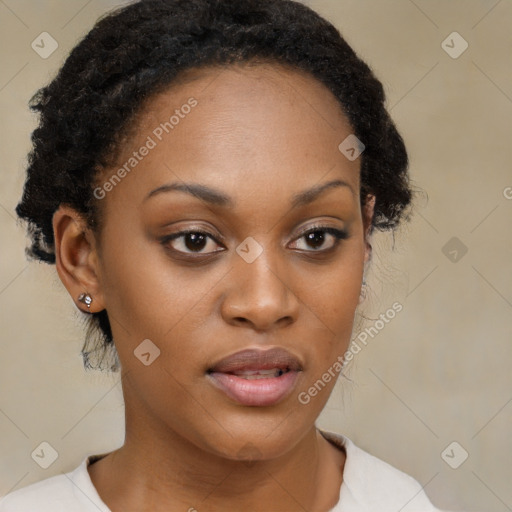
[208, 347, 303, 373]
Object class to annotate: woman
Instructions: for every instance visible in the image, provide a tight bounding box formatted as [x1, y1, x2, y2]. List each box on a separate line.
[0, 0, 451, 510]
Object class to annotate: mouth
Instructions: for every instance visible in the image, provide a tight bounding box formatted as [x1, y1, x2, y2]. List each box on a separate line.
[207, 347, 303, 407]
[225, 368, 290, 379]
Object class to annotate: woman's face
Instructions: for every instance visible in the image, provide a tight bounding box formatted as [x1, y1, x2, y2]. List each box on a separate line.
[92, 63, 372, 460]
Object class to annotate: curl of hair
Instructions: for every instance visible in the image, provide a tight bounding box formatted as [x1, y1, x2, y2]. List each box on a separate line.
[16, 0, 412, 371]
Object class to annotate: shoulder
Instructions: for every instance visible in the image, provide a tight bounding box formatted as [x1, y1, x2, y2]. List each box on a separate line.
[0, 472, 79, 512]
[321, 430, 451, 512]
[0, 456, 109, 512]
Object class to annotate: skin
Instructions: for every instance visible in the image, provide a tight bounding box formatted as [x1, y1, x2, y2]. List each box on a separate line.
[53, 62, 375, 512]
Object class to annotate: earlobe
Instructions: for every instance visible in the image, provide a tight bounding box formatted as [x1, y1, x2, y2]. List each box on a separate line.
[52, 206, 105, 313]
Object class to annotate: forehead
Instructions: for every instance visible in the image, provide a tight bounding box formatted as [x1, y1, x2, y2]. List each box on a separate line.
[100, 62, 360, 212]
[143, 61, 351, 136]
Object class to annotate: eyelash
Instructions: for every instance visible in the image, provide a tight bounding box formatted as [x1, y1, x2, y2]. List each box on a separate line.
[160, 225, 349, 259]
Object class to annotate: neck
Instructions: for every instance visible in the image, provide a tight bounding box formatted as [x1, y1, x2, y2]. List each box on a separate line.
[89, 381, 345, 512]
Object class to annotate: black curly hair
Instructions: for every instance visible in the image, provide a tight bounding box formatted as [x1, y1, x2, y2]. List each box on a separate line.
[16, 0, 412, 372]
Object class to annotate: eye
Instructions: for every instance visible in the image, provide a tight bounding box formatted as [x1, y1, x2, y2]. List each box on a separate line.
[161, 230, 224, 255]
[289, 226, 349, 252]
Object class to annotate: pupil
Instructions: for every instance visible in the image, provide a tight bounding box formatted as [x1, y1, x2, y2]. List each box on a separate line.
[307, 231, 324, 249]
[185, 233, 207, 251]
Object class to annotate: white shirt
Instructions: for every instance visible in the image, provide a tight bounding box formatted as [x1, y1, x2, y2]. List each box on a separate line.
[0, 431, 450, 511]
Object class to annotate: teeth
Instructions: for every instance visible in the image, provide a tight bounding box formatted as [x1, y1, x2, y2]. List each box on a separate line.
[232, 368, 287, 379]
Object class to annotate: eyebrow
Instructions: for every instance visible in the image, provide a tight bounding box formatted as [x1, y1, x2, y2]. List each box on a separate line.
[145, 182, 232, 206]
[145, 179, 354, 208]
[291, 179, 354, 208]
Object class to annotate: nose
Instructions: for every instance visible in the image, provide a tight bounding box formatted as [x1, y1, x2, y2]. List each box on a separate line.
[220, 250, 300, 332]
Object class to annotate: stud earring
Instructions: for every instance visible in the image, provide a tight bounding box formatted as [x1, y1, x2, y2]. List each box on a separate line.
[78, 292, 93, 310]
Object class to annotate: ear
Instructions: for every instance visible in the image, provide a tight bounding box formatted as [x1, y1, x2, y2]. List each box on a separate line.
[362, 194, 376, 267]
[52, 206, 105, 314]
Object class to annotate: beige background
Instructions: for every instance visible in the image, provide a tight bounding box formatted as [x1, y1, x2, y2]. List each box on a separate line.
[1, 1, 511, 511]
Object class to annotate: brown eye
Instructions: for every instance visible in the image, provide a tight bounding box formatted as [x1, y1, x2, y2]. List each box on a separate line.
[289, 227, 348, 252]
[304, 230, 327, 250]
[182, 232, 208, 252]
[161, 231, 224, 255]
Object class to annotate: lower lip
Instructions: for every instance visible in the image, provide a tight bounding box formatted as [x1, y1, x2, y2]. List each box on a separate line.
[208, 371, 300, 407]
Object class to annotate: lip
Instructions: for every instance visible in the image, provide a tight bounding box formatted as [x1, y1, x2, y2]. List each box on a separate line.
[207, 347, 303, 407]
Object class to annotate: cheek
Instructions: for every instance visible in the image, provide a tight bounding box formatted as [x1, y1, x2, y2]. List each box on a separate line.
[96, 219, 173, 341]
[300, 252, 363, 331]
[96, 219, 226, 362]
[295, 250, 364, 369]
